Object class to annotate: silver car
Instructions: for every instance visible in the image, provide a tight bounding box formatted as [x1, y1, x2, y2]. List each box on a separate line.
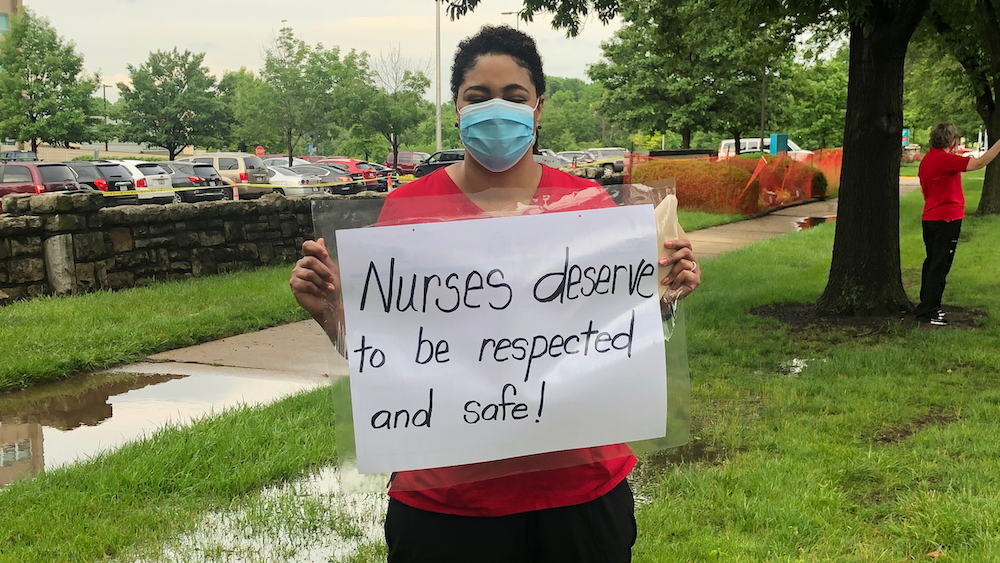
[266, 166, 324, 196]
[108, 160, 174, 204]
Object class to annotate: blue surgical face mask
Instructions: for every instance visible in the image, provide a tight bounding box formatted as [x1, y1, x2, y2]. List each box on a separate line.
[459, 97, 538, 173]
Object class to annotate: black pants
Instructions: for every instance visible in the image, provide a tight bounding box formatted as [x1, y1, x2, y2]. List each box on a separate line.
[385, 479, 637, 563]
[915, 219, 962, 320]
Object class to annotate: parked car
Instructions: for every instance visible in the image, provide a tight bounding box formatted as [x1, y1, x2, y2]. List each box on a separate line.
[363, 161, 399, 191]
[66, 161, 138, 205]
[1, 162, 83, 211]
[263, 156, 312, 167]
[105, 160, 174, 204]
[0, 150, 38, 163]
[296, 155, 330, 163]
[413, 149, 465, 178]
[291, 163, 362, 195]
[265, 166, 325, 196]
[160, 161, 228, 203]
[557, 150, 597, 167]
[534, 149, 566, 168]
[586, 147, 627, 173]
[384, 151, 430, 175]
[316, 158, 379, 188]
[178, 152, 273, 198]
[718, 137, 813, 161]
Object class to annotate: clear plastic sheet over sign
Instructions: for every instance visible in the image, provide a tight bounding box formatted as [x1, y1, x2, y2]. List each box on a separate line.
[312, 183, 690, 492]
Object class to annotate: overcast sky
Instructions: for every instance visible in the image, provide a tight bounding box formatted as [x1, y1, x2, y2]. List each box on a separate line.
[31, 0, 622, 102]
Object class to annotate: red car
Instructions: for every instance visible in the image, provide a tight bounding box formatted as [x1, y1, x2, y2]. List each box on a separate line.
[1, 162, 83, 212]
[384, 151, 430, 175]
[317, 158, 378, 187]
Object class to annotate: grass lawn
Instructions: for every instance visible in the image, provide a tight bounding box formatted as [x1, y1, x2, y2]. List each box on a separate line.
[3, 175, 998, 561]
[678, 210, 747, 231]
[0, 266, 308, 392]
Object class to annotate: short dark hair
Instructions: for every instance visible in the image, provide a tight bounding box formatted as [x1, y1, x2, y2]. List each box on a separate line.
[450, 25, 546, 102]
[929, 123, 959, 149]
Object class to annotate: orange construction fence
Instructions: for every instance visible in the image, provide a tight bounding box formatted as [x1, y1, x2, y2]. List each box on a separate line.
[623, 148, 842, 215]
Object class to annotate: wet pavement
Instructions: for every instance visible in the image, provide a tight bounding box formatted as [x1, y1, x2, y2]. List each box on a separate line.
[0, 178, 921, 490]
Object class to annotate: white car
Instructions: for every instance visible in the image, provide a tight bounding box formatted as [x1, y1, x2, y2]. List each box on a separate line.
[533, 149, 566, 168]
[718, 138, 813, 161]
[266, 166, 325, 196]
[106, 160, 174, 204]
[263, 157, 311, 167]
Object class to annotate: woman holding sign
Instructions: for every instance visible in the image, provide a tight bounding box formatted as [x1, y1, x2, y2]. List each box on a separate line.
[291, 25, 701, 563]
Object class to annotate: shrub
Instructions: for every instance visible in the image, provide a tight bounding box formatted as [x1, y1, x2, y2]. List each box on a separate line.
[631, 158, 760, 214]
[72, 154, 168, 162]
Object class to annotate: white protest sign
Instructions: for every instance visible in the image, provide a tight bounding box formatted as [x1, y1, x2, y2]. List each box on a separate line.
[336, 205, 667, 474]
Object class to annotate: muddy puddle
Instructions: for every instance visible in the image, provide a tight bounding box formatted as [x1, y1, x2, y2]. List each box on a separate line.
[0, 371, 321, 488]
[795, 215, 836, 230]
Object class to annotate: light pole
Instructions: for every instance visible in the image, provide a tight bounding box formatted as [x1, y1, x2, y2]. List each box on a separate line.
[435, 0, 442, 152]
[102, 84, 112, 152]
[501, 11, 519, 31]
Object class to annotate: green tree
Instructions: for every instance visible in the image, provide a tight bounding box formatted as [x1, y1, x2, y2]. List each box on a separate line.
[587, 0, 791, 150]
[219, 68, 284, 153]
[902, 37, 980, 148]
[355, 46, 431, 171]
[116, 49, 229, 160]
[444, 0, 931, 316]
[260, 27, 368, 167]
[922, 0, 1000, 214]
[778, 47, 849, 149]
[0, 9, 99, 152]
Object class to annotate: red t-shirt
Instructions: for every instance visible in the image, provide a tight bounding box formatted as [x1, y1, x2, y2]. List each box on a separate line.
[918, 147, 969, 221]
[376, 165, 637, 517]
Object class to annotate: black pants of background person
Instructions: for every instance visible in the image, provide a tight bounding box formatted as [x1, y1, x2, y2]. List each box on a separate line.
[385, 479, 637, 563]
[915, 219, 962, 321]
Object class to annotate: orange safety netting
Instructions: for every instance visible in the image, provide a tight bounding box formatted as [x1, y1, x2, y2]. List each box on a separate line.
[623, 149, 843, 215]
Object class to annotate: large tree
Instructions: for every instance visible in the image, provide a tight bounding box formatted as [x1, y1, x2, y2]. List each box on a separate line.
[116, 49, 229, 160]
[356, 46, 431, 172]
[586, 0, 790, 149]
[445, 0, 929, 316]
[778, 47, 849, 149]
[219, 68, 284, 153]
[0, 9, 99, 152]
[922, 0, 1000, 214]
[259, 27, 369, 167]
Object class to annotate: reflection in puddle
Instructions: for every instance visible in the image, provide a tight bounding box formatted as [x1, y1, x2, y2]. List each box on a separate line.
[795, 216, 836, 231]
[134, 467, 387, 563]
[0, 372, 320, 488]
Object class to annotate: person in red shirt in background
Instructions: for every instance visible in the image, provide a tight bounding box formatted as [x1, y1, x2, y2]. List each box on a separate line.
[915, 123, 1000, 325]
[291, 25, 701, 563]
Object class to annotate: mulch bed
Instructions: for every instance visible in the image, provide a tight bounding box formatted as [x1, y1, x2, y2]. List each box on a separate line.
[751, 303, 985, 332]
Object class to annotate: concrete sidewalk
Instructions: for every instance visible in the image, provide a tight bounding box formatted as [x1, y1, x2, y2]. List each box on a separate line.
[122, 177, 922, 380]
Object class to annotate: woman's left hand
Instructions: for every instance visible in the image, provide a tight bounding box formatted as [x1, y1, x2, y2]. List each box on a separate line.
[659, 239, 701, 300]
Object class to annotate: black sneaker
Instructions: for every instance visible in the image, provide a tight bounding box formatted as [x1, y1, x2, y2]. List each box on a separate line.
[929, 316, 948, 326]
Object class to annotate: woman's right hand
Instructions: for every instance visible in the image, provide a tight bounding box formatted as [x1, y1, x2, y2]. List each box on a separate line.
[290, 238, 342, 325]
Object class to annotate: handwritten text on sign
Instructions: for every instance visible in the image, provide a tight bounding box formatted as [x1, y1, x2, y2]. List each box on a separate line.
[336, 206, 668, 474]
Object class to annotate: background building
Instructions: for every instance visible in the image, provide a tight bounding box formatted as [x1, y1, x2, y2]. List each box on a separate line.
[0, 0, 22, 35]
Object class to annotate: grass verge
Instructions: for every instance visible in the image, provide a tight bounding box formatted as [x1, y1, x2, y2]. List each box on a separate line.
[0, 265, 308, 392]
[678, 210, 747, 231]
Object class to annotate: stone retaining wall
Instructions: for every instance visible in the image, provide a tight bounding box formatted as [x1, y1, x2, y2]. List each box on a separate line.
[0, 192, 384, 305]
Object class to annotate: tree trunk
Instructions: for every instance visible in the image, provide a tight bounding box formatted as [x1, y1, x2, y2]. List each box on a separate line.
[733, 131, 742, 155]
[30, 138, 38, 153]
[815, 5, 929, 315]
[975, 110, 1000, 214]
[681, 127, 692, 149]
[286, 129, 293, 168]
